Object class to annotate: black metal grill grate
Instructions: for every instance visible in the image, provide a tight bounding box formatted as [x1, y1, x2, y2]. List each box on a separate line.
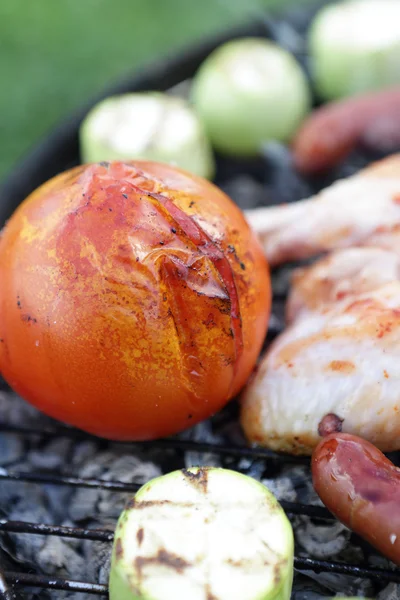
[1, 2, 400, 598]
[1, 425, 400, 598]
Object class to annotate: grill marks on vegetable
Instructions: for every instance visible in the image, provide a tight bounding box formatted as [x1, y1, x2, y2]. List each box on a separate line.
[134, 548, 191, 577]
[182, 466, 209, 493]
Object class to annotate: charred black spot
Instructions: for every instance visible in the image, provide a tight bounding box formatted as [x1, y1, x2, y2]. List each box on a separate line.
[157, 549, 190, 572]
[126, 497, 137, 510]
[189, 201, 195, 208]
[115, 538, 123, 560]
[137, 528, 144, 546]
[159, 241, 164, 245]
[203, 314, 216, 329]
[273, 561, 284, 586]
[240, 262, 246, 270]
[181, 467, 208, 494]
[171, 227, 177, 234]
[21, 314, 37, 324]
[122, 193, 128, 199]
[108, 207, 113, 212]
[17, 300, 21, 309]
[318, 413, 344, 437]
[213, 297, 231, 316]
[135, 548, 191, 575]
[205, 585, 218, 600]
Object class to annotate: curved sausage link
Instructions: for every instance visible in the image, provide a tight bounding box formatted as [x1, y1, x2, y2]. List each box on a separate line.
[293, 88, 400, 174]
[312, 432, 400, 565]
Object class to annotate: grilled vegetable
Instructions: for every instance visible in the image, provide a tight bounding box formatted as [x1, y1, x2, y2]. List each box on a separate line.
[293, 87, 400, 174]
[312, 433, 400, 565]
[110, 466, 294, 600]
[309, 0, 400, 101]
[0, 161, 270, 440]
[80, 92, 215, 179]
[191, 38, 310, 157]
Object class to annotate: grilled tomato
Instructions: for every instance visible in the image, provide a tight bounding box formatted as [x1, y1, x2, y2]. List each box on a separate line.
[0, 161, 270, 440]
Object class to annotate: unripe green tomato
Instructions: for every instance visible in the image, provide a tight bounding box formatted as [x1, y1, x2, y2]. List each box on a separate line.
[191, 38, 311, 157]
[309, 0, 400, 101]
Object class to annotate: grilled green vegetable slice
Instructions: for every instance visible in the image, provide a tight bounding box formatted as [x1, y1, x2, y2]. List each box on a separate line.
[110, 466, 294, 600]
[80, 92, 215, 179]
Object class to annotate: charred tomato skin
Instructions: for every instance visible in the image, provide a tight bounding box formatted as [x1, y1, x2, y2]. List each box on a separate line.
[0, 161, 270, 440]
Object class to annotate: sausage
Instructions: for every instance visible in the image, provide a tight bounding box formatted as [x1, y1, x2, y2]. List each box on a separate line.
[312, 432, 400, 564]
[293, 88, 400, 174]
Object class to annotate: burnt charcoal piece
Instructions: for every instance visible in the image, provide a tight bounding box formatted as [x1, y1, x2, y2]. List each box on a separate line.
[0, 434, 24, 466]
[261, 141, 314, 206]
[220, 176, 268, 211]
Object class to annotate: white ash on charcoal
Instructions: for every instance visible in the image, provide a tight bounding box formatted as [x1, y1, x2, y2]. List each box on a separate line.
[0, 394, 163, 600]
[0, 390, 54, 429]
[0, 433, 24, 466]
[69, 452, 161, 522]
[379, 583, 400, 600]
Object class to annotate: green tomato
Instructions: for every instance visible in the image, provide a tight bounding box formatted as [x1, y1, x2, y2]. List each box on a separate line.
[191, 38, 311, 157]
[109, 466, 294, 600]
[80, 92, 215, 179]
[309, 0, 400, 101]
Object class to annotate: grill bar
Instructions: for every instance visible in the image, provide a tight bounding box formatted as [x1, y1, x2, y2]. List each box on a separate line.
[0, 469, 141, 493]
[0, 520, 113, 543]
[295, 557, 400, 583]
[3, 572, 107, 596]
[0, 423, 308, 464]
[0, 503, 331, 546]
[0, 470, 331, 518]
[3, 556, 400, 599]
[0, 569, 16, 600]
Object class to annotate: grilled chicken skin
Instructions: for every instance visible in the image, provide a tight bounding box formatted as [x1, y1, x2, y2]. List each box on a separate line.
[242, 282, 400, 455]
[287, 245, 400, 323]
[242, 154, 400, 455]
[246, 154, 400, 267]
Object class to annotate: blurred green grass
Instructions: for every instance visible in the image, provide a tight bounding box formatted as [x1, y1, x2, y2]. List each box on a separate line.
[0, 0, 305, 180]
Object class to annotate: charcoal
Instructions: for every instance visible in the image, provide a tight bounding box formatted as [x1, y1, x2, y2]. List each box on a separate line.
[0, 392, 54, 429]
[0, 434, 24, 466]
[29, 438, 73, 471]
[70, 440, 99, 468]
[37, 536, 86, 579]
[379, 583, 400, 600]
[82, 521, 114, 584]
[181, 419, 223, 468]
[220, 175, 268, 210]
[261, 141, 314, 205]
[42, 486, 74, 523]
[295, 517, 351, 559]
[69, 452, 160, 522]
